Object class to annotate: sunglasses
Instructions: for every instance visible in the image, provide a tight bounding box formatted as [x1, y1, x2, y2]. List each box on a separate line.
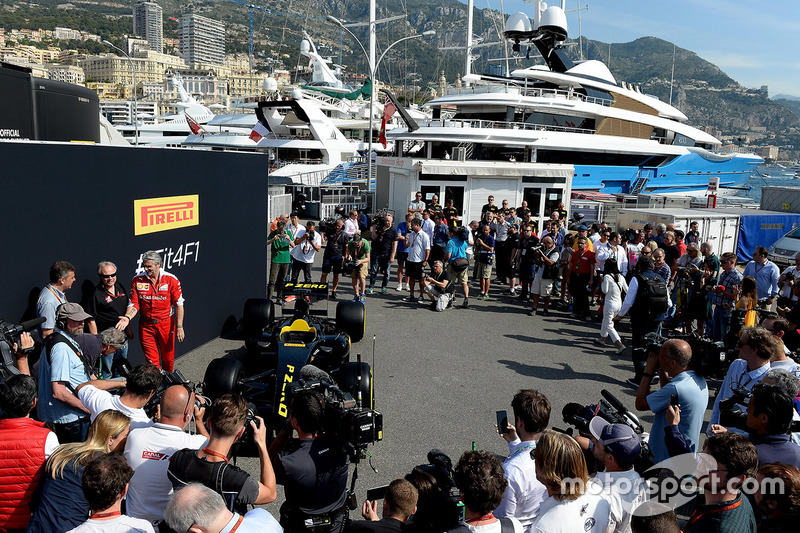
[100, 273, 117, 278]
[641, 251, 652, 255]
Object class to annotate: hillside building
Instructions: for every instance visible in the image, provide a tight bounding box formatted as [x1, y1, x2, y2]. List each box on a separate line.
[178, 14, 225, 66]
[133, 0, 164, 53]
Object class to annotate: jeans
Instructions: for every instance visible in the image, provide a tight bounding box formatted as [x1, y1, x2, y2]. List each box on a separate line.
[711, 306, 732, 341]
[368, 255, 392, 289]
[103, 341, 129, 378]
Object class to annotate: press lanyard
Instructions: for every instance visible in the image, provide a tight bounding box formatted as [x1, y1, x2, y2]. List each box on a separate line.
[202, 447, 229, 463]
[91, 511, 121, 519]
[46, 285, 66, 304]
[683, 498, 742, 530]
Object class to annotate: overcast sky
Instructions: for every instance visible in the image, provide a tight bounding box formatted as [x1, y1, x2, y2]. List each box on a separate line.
[462, 0, 799, 97]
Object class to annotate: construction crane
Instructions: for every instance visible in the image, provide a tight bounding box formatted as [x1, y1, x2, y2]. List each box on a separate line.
[224, 0, 270, 75]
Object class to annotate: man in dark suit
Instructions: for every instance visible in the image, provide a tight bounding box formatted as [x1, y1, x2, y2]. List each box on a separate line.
[347, 479, 418, 533]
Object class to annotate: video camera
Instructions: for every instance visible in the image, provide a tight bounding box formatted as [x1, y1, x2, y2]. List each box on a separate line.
[643, 331, 731, 380]
[341, 260, 360, 276]
[0, 317, 45, 379]
[287, 364, 382, 462]
[561, 389, 655, 476]
[718, 386, 800, 433]
[409, 449, 463, 531]
[116, 362, 210, 419]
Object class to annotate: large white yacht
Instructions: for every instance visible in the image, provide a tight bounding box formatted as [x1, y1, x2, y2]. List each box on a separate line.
[386, 0, 762, 195]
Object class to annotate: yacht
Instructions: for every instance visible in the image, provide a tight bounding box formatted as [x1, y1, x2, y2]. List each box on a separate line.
[116, 73, 215, 146]
[386, 0, 762, 195]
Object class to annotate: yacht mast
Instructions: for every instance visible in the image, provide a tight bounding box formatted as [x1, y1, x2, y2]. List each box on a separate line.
[465, 0, 474, 84]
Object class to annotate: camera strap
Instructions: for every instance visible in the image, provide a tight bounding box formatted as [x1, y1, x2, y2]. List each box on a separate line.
[45, 332, 95, 393]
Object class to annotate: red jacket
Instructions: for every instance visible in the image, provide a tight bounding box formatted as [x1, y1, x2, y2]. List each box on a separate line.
[129, 270, 185, 322]
[0, 418, 52, 529]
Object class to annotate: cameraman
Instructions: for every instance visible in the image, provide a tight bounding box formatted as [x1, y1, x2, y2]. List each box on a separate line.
[291, 221, 322, 283]
[528, 236, 559, 317]
[708, 326, 776, 435]
[320, 220, 348, 301]
[512, 225, 540, 301]
[367, 213, 398, 295]
[348, 479, 418, 533]
[423, 261, 453, 311]
[75, 362, 161, 427]
[168, 394, 276, 514]
[269, 388, 350, 533]
[268, 220, 295, 302]
[634, 339, 708, 462]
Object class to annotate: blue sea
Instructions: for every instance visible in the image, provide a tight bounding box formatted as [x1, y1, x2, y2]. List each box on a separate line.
[741, 168, 799, 202]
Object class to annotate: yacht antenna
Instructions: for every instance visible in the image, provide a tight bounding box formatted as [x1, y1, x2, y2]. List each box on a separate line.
[566, 2, 589, 61]
[465, 0, 474, 84]
[669, 42, 676, 106]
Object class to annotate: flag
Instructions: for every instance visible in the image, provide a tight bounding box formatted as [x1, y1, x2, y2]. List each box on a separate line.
[185, 112, 203, 135]
[378, 97, 396, 149]
[249, 114, 271, 142]
[526, 46, 531, 60]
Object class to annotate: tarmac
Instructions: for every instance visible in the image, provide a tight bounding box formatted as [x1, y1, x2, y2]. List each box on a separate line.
[172, 260, 662, 517]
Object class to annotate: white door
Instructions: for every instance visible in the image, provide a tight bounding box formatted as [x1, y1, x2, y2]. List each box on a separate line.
[390, 170, 412, 219]
[467, 178, 518, 222]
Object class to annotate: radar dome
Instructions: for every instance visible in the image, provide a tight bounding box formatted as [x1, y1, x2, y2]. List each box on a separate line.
[291, 87, 304, 100]
[263, 77, 278, 91]
[504, 12, 533, 39]
[300, 40, 311, 54]
[539, 6, 567, 40]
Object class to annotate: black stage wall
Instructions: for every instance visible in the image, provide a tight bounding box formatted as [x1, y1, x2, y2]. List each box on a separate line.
[1, 141, 268, 364]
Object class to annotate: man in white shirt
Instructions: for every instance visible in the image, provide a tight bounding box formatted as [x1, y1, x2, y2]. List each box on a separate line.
[124, 385, 209, 525]
[421, 210, 435, 243]
[165, 483, 282, 533]
[408, 192, 425, 215]
[403, 218, 431, 303]
[777, 253, 800, 309]
[76, 362, 162, 427]
[588, 418, 647, 533]
[495, 390, 550, 532]
[290, 221, 322, 283]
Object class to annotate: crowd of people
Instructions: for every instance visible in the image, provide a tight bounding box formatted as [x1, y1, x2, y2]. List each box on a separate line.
[3, 203, 800, 532]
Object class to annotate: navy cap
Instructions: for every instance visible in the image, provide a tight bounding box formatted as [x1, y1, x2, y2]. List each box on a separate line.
[589, 416, 641, 464]
[577, 225, 589, 231]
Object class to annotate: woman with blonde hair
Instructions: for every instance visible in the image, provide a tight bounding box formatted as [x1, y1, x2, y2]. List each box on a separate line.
[531, 430, 611, 533]
[26, 410, 131, 533]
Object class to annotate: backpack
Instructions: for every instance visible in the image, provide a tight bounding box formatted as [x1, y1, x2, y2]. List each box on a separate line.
[635, 273, 668, 319]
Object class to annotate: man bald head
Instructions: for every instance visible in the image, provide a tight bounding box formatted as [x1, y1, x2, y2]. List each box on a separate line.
[160, 384, 194, 423]
[660, 339, 692, 369]
[165, 483, 232, 533]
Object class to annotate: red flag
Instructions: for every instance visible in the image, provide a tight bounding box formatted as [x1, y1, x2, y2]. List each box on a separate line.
[378, 114, 388, 149]
[185, 112, 203, 135]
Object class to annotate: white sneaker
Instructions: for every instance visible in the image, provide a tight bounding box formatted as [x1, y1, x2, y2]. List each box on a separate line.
[405, 283, 411, 291]
[396, 283, 403, 291]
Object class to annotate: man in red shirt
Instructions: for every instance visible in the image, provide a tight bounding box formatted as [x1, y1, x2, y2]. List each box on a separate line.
[120, 251, 185, 371]
[569, 236, 595, 320]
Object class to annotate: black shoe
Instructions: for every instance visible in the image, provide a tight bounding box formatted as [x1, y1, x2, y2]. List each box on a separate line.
[541, 309, 549, 316]
[429, 302, 437, 310]
[626, 377, 641, 388]
[528, 308, 537, 316]
[330, 291, 337, 300]
[447, 298, 454, 309]
[462, 298, 469, 309]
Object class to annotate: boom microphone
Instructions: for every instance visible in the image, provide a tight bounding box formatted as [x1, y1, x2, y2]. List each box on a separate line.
[299, 364, 334, 384]
[20, 317, 46, 331]
[600, 389, 628, 414]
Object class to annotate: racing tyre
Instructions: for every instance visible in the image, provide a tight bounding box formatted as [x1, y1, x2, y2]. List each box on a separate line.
[203, 358, 244, 399]
[242, 298, 274, 337]
[335, 361, 373, 409]
[335, 300, 365, 343]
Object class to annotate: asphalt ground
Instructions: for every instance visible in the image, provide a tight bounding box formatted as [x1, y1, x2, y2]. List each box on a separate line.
[171, 252, 676, 518]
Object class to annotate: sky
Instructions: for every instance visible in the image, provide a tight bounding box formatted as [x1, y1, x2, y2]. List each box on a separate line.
[462, 0, 800, 98]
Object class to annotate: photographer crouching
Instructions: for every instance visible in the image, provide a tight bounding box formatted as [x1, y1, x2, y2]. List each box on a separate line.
[269, 388, 351, 533]
[423, 261, 453, 311]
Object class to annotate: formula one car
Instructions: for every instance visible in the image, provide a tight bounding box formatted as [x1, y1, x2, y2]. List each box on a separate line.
[201, 282, 381, 457]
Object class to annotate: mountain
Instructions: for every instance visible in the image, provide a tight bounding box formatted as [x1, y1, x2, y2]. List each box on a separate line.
[775, 99, 800, 119]
[2, 0, 798, 139]
[773, 94, 800, 101]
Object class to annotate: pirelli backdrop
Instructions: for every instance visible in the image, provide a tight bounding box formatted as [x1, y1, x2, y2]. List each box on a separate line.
[1, 141, 268, 364]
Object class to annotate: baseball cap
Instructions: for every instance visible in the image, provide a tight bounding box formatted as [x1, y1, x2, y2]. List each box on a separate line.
[589, 416, 641, 464]
[56, 302, 92, 322]
[577, 225, 589, 231]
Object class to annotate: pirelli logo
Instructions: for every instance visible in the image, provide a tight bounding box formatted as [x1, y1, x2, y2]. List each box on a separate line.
[134, 195, 199, 235]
